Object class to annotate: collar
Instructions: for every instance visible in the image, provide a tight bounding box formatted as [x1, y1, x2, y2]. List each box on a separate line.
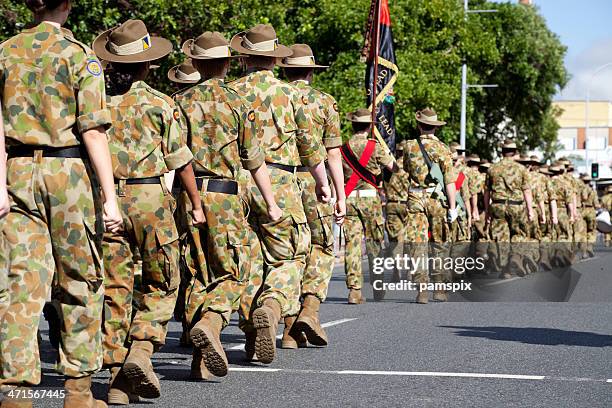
[420, 134, 439, 141]
[245, 68, 275, 77]
[291, 80, 310, 88]
[352, 131, 370, 139]
[25, 21, 62, 35]
[203, 78, 225, 87]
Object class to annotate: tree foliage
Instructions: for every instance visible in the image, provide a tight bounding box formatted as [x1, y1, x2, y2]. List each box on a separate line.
[0, 0, 567, 157]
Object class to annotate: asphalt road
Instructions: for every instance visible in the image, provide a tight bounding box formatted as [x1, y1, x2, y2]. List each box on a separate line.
[31, 246, 612, 407]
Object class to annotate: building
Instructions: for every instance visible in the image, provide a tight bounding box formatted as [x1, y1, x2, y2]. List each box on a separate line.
[552, 100, 612, 178]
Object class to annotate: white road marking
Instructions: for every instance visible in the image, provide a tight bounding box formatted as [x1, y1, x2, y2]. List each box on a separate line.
[575, 256, 600, 264]
[607, 379, 612, 383]
[228, 318, 358, 351]
[228, 367, 281, 373]
[338, 370, 545, 380]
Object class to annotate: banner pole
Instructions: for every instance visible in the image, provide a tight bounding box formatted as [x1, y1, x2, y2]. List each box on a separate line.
[370, 0, 381, 127]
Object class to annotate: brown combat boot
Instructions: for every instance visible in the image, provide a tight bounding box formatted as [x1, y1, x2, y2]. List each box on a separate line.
[294, 295, 328, 346]
[244, 329, 256, 361]
[347, 289, 365, 304]
[190, 312, 228, 377]
[281, 316, 307, 349]
[190, 348, 212, 381]
[107, 366, 139, 406]
[122, 341, 160, 399]
[252, 299, 281, 364]
[432, 290, 448, 302]
[1, 386, 33, 408]
[415, 290, 429, 304]
[63, 376, 107, 408]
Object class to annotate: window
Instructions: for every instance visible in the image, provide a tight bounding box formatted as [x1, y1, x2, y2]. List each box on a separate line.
[558, 128, 577, 150]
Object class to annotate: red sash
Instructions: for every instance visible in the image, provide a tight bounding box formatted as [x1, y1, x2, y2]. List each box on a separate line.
[341, 140, 379, 197]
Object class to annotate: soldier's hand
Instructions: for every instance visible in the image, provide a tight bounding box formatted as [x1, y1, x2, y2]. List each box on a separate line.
[191, 208, 206, 228]
[552, 215, 558, 225]
[334, 199, 346, 225]
[103, 200, 123, 233]
[267, 204, 283, 222]
[0, 187, 9, 219]
[473, 210, 480, 222]
[528, 210, 535, 222]
[316, 183, 332, 204]
[540, 214, 546, 224]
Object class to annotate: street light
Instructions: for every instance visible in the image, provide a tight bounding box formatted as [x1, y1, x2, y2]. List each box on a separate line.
[584, 62, 612, 170]
[460, 1, 498, 150]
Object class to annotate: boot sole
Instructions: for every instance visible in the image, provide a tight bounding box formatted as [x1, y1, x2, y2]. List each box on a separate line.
[107, 392, 130, 405]
[190, 326, 228, 377]
[293, 319, 328, 346]
[252, 308, 276, 364]
[122, 362, 161, 399]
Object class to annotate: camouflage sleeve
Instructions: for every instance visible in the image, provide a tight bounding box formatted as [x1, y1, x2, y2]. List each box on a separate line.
[73, 52, 111, 133]
[592, 190, 600, 207]
[376, 142, 394, 168]
[238, 103, 264, 171]
[437, 144, 458, 186]
[468, 170, 480, 196]
[162, 104, 193, 171]
[294, 93, 325, 167]
[520, 165, 530, 191]
[322, 96, 342, 149]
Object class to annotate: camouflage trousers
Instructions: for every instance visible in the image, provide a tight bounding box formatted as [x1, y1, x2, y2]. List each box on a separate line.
[177, 181, 262, 330]
[385, 202, 410, 277]
[405, 192, 452, 284]
[1, 156, 104, 385]
[343, 194, 385, 290]
[248, 167, 310, 317]
[488, 202, 530, 276]
[102, 182, 179, 367]
[298, 172, 335, 302]
[473, 211, 490, 262]
[573, 208, 587, 248]
[552, 206, 574, 267]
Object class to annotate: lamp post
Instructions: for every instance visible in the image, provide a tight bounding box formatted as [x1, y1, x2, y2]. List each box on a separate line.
[459, 1, 498, 150]
[584, 62, 612, 170]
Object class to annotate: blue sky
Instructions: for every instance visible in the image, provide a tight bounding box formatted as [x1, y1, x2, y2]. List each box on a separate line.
[492, 0, 612, 100]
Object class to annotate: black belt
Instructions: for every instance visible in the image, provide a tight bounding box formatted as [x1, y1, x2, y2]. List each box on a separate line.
[196, 178, 238, 195]
[267, 162, 307, 173]
[116, 177, 161, 185]
[492, 199, 523, 206]
[7, 145, 83, 159]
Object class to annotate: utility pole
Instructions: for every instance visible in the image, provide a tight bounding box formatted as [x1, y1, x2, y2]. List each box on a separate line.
[459, 1, 498, 150]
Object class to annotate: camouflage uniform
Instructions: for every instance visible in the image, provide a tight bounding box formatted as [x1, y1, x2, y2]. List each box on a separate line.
[569, 176, 587, 247]
[384, 162, 411, 279]
[173, 78, 264, 329]
[550, 174, 573, 266]
[450, 160, 471, 276]
[343, 134, 393, 290]
[403, 135, 457, 284]
[602, 191, 612, 246]
[230, 70, 325, 317]
[486, 157, 531, 276]
[0, 22, 110, 384]
[580, 182, 599, 255]
[292, 80, 341, 302]
[102, 80, 193, 366]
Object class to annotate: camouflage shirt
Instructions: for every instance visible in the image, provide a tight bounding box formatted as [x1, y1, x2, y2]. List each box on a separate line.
[174, 78, 264, 180]
[403, 134, 457, 188]
[533, 172, 550, 204]
[291, 80, 342, 150]
[551, 175, 572, 206]
[384, 162, 410, 201]
[230, 70, 325, 167]
[454, 161, 471, 201]
[0, 22, 110, 147]
[107, 81, 193, 179]
[343, 131, 393, 191]
[580, 183, 598, 208]
[486, 157, 530, 201]
[601, 193, 612, 211]
[465, 167, 482, 197]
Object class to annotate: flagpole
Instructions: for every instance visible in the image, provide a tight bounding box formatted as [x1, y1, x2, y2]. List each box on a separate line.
[370, 0, 381, 128]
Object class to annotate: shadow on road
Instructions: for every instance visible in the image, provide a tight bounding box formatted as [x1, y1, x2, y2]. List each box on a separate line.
[440, 326, 612, 347]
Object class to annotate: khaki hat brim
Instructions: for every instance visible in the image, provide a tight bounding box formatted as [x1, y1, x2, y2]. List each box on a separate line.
[415, 113, 446, 127]
[277, 61, 329, 69]
[167, 65, 200, 84]
[346, 114, 376, 124]
[181, 40, 244, 60]
[230, 32, 292, 57]
[93, 28, 173, 63]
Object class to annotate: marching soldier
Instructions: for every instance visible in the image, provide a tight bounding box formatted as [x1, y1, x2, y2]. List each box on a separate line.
[404, 108, 457, 303]
[516, 154, 544, 273]
[279, 43, 346, 347]
[475, 159, 491, 247]
[579, 175, 599, 258]
[549, 163, 574, 266]
[174, 31, 280, 379]
[92, 19, 205, 403]
[537, 164, 558, 270]
[0, 0, 123, 406]
[449, 144, 472, 275]
[383, 141, 411, 282]
[229, 24, 331, 364]
[602, 186, 612, 247]
[483, 140, 535, 279]
[342, 109, 397, 304]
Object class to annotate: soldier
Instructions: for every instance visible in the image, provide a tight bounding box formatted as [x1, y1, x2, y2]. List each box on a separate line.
[382, 141, 411, 283]
[566, 163, 587, 257]
[279, 43, 346, 347]
[92, 20, 205, 403]
[516, 154, 543, 273]
[229, 24, 331, 364]
[579, 175, 599, 258]
[167, 59, 201, 86]
[0, 0, 123, 406]
[403, 108, 457, 303]
[341, 109, 397, 304]
[449, 144, 472, 277]
[537, 164, 558, 270]
[483, 140, 535, 279]
[602, 186, 612, 247]
[174, 31, 281, 378]
[549, 163, 574, 266]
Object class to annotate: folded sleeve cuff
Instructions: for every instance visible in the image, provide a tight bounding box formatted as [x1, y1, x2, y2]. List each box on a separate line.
[443, 167, 459, 186]
[241, 149, 265, 171]
[76, 110, 111, 133]
[164, 145, 194, 171]
[300, 144, 326, 168]
[323, 136, 343, 149]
